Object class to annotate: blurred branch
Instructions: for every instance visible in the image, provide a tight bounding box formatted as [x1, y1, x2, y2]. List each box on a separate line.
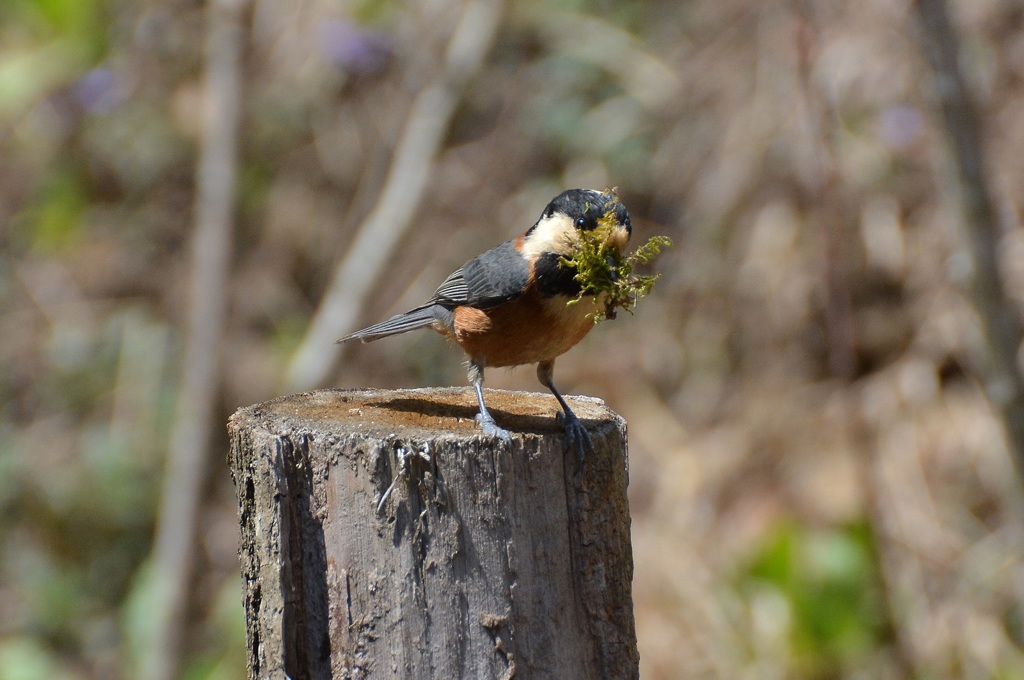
[283, 0, 504, 393]
[792, 16, 857, 380]
[914, 0, 1024, 485]
[144, 0, 249, 678]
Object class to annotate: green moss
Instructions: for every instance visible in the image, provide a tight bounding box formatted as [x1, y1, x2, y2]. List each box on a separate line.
[560, 202, 671, 322]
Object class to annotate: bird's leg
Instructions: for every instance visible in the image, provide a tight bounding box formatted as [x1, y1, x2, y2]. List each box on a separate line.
[468, 359, 511, 441]
[537, 360, 593, 464]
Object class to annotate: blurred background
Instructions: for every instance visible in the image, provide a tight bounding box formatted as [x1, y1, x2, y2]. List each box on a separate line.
[3, 0, 1024, 677]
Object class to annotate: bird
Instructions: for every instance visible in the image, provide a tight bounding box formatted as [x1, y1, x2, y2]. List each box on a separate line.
[337, 188, 632, 460]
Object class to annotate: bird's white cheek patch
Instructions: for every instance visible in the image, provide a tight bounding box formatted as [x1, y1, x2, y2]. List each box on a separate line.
[521, 213, 577, 258]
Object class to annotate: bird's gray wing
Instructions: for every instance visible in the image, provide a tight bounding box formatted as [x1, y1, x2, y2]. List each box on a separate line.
[337, 239, 531, 344]
[431, 239, 530, 309]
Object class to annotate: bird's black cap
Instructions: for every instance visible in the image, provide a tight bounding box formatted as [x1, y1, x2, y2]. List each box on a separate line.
[540, 188, 632, 235]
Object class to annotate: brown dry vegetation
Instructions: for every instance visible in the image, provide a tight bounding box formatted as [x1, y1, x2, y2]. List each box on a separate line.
[2, 0, 1024, 678]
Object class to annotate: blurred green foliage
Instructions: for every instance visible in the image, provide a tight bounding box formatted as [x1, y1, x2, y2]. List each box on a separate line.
[0, 636, 79, 680]
[741, 520, 890, 677]
[0, 0, 106, 117]
[22, 170, 89, 255]
[350, 0, 400, 26]
[4, 0, 105, 43]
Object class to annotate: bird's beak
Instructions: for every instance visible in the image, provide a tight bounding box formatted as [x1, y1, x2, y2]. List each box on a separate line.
[603, 223, 630, 252]
[606, 252, 621, 281]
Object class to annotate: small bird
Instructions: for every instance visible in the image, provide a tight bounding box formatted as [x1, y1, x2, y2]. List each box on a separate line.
[337, 188, 631, 459]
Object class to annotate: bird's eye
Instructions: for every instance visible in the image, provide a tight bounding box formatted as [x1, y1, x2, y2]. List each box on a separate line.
[576, 217, 587, 228]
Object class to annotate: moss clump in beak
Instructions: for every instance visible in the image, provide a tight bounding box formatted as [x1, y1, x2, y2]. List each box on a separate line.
[560, 203, 672, 323]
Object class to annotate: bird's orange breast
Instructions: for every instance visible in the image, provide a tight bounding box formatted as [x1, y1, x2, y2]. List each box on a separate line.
[447, 288, 598, 368]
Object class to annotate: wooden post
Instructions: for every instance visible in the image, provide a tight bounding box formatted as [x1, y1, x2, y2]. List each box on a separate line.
[228, 387, 638, 679]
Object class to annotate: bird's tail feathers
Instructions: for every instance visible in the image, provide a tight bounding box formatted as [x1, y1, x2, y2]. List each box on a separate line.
[336, 305, 444, 344]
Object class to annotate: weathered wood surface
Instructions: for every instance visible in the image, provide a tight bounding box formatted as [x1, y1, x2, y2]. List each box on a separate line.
[228, 387, 637, 679]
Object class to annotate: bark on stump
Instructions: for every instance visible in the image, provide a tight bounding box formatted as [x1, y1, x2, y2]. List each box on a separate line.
[227, 387, 638, 680]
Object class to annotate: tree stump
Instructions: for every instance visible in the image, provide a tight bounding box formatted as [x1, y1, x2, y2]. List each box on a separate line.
[227, 387, 638, 679]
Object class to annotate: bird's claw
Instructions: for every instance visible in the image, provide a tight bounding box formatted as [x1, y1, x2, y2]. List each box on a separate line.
[557, 411, 593, 468]
[477, 413, 512, 442]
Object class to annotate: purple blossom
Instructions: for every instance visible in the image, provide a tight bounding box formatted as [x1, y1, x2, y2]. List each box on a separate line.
[319, 19, 393, 74]
[72, 67, 129, 114]
[875, 105, 925, 151]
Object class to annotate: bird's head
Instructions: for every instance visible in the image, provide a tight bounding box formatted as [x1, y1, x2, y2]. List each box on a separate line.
[521, 188, 632, 259]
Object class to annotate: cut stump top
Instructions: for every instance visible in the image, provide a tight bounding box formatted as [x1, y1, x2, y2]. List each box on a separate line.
[231, 386, 618, 442]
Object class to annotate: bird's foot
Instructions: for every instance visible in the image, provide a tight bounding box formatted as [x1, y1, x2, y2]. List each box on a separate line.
[557, 411, 593, 468]
[476, 413, 512, 441]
